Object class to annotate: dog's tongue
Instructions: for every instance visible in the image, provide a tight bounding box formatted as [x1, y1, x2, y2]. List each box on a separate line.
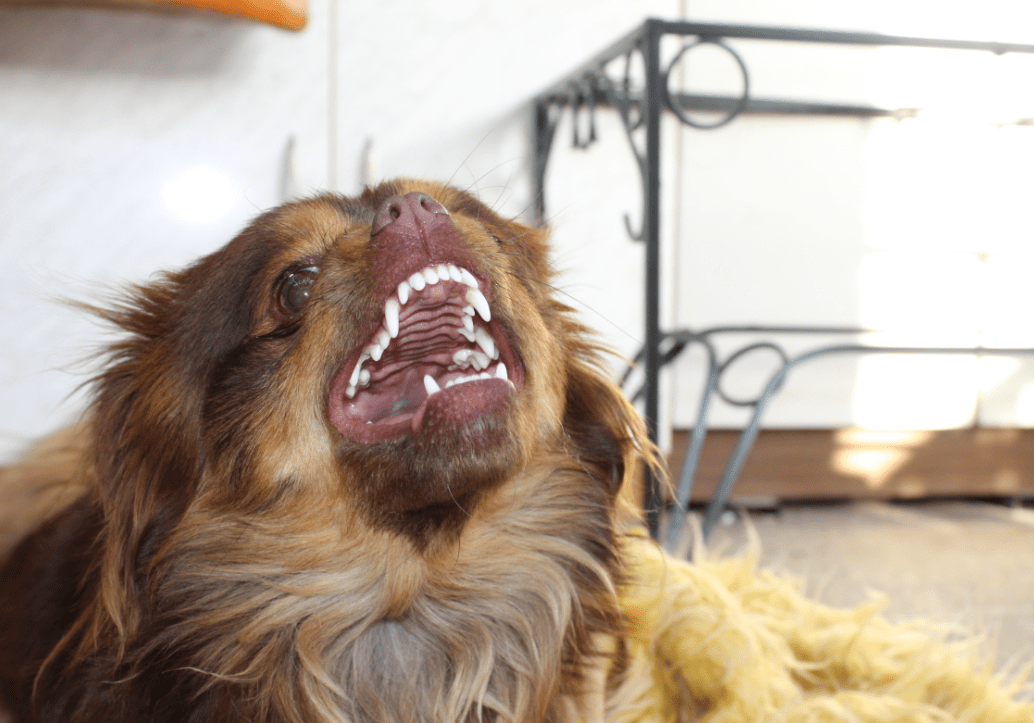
[408, 377, 513, 437]
[329, 362, 514, 444]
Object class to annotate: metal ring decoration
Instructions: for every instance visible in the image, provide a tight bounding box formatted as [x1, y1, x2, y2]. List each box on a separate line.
[714, 342, 789, 407]
[664, 36, 751, 130]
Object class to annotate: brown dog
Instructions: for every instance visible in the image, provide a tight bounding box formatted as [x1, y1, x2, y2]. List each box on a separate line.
[0, 180, 657, 723]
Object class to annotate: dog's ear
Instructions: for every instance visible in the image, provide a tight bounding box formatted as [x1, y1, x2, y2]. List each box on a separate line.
[559, 327, 664, 502]
[83, 228, 278, 632]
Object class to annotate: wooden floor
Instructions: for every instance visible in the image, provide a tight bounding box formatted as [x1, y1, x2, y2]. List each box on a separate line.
[668, 428, 1034, 504]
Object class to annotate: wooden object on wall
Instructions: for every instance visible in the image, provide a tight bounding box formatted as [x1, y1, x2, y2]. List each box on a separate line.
[0, 0, 307, 31]
[669, 428, 1034, 505]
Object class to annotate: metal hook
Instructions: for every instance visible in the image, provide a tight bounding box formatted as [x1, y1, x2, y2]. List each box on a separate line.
[623, 211, 644, 242]
[570, 80, 598, 150]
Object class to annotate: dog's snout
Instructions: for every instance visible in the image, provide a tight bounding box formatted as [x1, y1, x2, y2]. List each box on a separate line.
[371, 192, 450, 237]
[367, 189, 474, 303]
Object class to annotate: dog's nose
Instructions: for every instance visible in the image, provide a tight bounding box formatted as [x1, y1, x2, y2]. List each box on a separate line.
[371, 192, 451, 237]
[368, 190, 469, 301]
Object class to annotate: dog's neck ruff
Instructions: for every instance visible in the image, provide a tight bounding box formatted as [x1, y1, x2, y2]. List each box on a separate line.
[149, 461, 620, 723]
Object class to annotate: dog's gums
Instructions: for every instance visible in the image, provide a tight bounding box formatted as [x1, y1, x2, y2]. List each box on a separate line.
[327, 264, 523, 443]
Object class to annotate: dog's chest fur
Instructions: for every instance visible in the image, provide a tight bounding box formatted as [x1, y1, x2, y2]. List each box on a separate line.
[136, 459, 622, 723]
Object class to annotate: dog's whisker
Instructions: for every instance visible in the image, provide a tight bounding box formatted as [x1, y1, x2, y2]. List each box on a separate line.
[445, 129, 500, 190]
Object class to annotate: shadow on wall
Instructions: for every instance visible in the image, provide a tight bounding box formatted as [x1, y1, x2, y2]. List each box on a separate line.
[0, 6, 253, 77]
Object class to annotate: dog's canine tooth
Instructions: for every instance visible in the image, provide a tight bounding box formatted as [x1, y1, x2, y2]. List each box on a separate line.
[347, 352, 367, 394]
[408, 271, 426, 292]
[458, 267, 478, 289]
[397, 280, 410, 305]
[495, 362, 507, 381]
[423, 374, 441, 396]
[384, 298, 400, 338]
[465, 288, 491, 322]
[474, 327, 497, 360]
[423, 267, 439, 285]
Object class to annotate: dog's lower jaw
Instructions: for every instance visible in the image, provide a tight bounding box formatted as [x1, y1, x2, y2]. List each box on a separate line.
[339, 410, 534, 546]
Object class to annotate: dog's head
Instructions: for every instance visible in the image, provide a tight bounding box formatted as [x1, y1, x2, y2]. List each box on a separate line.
[89, 180, 638, 551]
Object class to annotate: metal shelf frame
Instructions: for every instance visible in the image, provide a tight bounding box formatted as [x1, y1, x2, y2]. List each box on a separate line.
[530, 19, 1034, 541]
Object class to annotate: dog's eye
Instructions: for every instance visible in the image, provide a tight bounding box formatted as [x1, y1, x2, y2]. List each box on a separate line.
[277, 265, 319, 316]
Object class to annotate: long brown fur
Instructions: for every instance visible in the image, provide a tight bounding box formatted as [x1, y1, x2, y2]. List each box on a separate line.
[0, 180, 659, 723]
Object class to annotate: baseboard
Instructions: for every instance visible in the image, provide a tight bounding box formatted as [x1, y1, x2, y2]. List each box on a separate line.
[668, 428, 1034, 504]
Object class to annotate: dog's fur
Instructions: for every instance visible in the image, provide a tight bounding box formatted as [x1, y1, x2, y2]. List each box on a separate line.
[0, 180, 658, 723]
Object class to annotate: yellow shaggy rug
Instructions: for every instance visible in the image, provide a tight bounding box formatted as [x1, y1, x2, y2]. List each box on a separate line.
[616, 531, 1033, 723]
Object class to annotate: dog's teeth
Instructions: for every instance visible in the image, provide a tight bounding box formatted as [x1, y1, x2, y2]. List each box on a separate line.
[462, 315, 474, 333]
[496, 362, 508, 381]
[474, 327, 497, 359]
[423, 374, 441, 396]
[348, 358, 364, 389]
[423, 267, 439, 285]
[409, 272, 426, 291]
[448, 264, 462, 282]
[346, 385, 356, 398]
[458, 267, 479, 289]
[471, 351, 490, 370]
[376, 329, 391, 349]
[462, 305, 475, 316]
[458, 327, 477, 343]
[367, 343, 383, 362]
[453, 349, 474, 366]
[466, 288, 491, 322]
[397, 280, 411, 305]
[436, 264, 451, 281]
[359, 369, 371, 385]
[384, 298, 400, 338]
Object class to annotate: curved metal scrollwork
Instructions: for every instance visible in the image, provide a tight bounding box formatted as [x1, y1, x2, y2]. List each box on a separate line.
[664, 37, 751, 130]
[609, 45, 649, 242]
[544, 36, 751, 242]
[713, 341, 788, 407]
[569, 79, 598, 150]
[621, 327, 1034, 549]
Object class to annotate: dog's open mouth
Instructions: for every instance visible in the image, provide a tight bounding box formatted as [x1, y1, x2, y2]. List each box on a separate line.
[327, 264, 524, 443]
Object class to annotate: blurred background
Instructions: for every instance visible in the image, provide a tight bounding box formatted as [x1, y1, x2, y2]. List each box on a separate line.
[1, 0, 1033, 502]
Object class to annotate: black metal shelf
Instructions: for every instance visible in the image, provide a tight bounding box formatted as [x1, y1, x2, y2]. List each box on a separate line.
[530, 19, 1034, 541]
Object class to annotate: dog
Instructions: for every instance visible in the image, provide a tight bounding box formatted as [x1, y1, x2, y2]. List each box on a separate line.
[0, 179, 661, 723]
